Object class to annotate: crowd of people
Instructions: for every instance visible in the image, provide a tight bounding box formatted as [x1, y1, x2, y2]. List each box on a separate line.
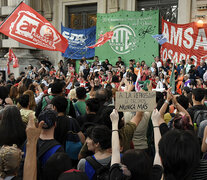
[0, 55, 207, 180]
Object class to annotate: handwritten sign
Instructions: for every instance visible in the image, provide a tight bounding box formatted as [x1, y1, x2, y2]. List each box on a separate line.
[115, 91, 156, 112]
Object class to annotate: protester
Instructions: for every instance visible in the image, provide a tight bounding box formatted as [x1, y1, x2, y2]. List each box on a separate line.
[0, 51, 207, 180]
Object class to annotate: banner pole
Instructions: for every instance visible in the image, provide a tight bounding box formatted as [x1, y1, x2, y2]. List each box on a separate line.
[0, 1, 24, 28]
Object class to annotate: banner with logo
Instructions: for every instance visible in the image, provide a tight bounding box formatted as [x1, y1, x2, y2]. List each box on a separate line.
[61, 25, 96, 59]
[95, 10, 159, 66]
[0, 2, 68, 53]
[161, 19, 207, 66]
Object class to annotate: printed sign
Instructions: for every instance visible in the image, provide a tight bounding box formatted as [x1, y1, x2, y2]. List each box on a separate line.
[95, 10, 159, 66]
[161, 19, 207, 66]
[62, 25, 96, 59]
[115, 91, 156, 112]
[0, 2, 68, 53]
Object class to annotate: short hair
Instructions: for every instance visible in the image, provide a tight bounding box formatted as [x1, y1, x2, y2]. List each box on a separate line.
[51, 81, 64, 94]
[87, 125, 111, 150]
[38, 109, 57, 129]
[8, 73, 14, 78]
[85, 98, 100, 113]
[176, 95, 189, 109]
[51, 96, 68, 113]
[192, 88, 205, 102]
[18, 94, 29, 108]
[76, 87, 86, 100]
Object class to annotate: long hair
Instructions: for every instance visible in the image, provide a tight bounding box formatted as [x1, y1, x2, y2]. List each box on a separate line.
[0, 106, 26, 148]
[9, 85, 18, 103]
[23, 90, 36, 110]
[159, 129, 200, 180]
[173, 113, 191, 130]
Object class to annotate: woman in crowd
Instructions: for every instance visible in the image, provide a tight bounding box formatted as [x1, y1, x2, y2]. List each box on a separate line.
[0, 106, 26, 148]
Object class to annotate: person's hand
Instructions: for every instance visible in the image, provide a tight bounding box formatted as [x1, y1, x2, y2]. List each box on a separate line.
[151, 109, 161, 126]
[110, 109, 119, 127]
[171, 94, 178, 105]
[147, 81, 152, 91]
[166, 87, 172, 102]
[26, 113, 44, 143]
[90, 80, 94, 88]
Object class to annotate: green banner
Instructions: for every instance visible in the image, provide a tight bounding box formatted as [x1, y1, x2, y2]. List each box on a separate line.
[95, 10, 159, 67]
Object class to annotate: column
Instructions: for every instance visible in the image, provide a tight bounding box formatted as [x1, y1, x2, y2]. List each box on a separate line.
[177, 0, 191, 24]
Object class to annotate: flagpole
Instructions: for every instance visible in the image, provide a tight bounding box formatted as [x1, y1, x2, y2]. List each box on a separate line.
[0, 1, 24, 28]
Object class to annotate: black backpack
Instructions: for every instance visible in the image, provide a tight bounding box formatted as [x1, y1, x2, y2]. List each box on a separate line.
[86, 156, 111, 180]
[193, 110, 207, 126]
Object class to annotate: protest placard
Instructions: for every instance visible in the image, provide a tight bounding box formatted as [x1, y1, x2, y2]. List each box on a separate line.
[115, 91, 156, 112]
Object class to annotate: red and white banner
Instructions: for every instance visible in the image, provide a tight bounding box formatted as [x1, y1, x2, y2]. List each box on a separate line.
[161, 19, 207, 66]
[0, 2, 68, 53]
[88, 31, 114, 49]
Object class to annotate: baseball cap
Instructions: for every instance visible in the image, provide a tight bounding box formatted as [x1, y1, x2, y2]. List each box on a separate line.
[58, 170, 89, 180]
[38, 109, 57, 129]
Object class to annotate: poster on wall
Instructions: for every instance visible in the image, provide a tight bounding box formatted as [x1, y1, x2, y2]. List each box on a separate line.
[61, 25, 96, 59]
[95, 10, 159, 66]
[161, 19, 207, 66]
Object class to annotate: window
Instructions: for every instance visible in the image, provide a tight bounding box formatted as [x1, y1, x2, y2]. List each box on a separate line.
[66, 3, 97, 29]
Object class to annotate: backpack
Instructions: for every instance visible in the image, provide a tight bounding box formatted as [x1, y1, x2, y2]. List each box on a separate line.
[86, 156, 111, 180]
[22, 140, 61, 180]
[42, 95, 54, 111]
[74, 103, 81, 117]
[65, 117, 82, 160]
[193, 110, 207, 126]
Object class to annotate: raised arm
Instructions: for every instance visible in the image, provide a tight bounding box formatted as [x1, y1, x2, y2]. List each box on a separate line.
[151, 109, 162, 166]
[110, 109, 120, 166]
[23, 113, 44, 180]
[159, 88, 172, 118]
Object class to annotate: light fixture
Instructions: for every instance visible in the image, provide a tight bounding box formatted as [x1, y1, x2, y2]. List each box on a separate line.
[195, 15, 206, 28]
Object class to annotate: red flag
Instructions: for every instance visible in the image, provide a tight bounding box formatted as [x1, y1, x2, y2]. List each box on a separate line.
[8, 49, 19, 68]
[8, 49, 13, 62]
[7, 61, 10, 74]
[0, 2, 68, 53]
[88, 31, 114, 49]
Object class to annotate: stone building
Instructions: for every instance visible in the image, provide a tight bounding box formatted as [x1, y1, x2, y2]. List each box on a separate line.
[0, 0, 207, 78]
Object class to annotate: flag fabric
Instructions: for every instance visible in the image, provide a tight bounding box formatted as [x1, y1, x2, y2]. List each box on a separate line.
[170, 62, 175, 94]
[7, 61, 10, 74]
[61, 24, 96, 59]
[152, 34, 167, 45]
[8, 49, 19, 68]
[88, 31, 114, 49]
[0, 2, 68, 53]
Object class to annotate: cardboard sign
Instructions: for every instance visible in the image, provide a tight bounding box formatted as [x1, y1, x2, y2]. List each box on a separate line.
[115, 91, 156, 112]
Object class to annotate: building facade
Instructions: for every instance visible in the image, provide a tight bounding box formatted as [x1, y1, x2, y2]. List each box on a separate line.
[0, 0, 207, 77]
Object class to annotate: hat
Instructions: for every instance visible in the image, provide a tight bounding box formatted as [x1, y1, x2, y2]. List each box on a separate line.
[58, 170, 89, 180]
[38, 109, 57, 129]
